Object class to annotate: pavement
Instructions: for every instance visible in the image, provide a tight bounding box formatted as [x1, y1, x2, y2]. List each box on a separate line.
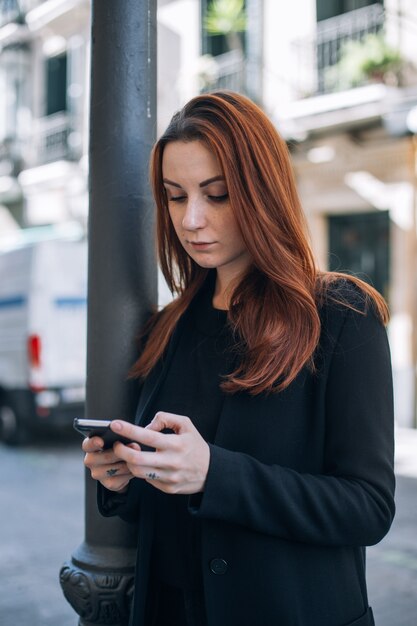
[367, 427, 417, 626]
[0, 431, 84, 626]
[0, 427, 416, 626]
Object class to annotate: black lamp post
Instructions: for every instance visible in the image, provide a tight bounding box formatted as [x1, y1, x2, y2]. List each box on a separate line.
[60, 1, 157, 624]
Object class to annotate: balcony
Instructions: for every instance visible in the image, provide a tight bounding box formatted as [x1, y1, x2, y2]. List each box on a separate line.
[0, 0, 21, 27]
[32, 112, 80, 165]
[0, 0, 40, 27]
[0, 113, 76, 173]
[292, 3, 386, 97]
[199, 49, 246, 94]
[200, 4, 413, 104]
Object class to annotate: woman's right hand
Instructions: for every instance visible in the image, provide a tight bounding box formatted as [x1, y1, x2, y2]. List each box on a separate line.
[82, 437, 140, 493]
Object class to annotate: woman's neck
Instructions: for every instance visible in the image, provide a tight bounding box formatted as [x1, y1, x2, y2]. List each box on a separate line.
[213, 268, 245, 310]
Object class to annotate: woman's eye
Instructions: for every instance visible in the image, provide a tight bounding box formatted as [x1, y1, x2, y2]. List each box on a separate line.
[208, 193, 229, 203]
[169, 195, 187, 202]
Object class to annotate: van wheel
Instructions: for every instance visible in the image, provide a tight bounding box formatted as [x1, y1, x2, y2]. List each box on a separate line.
[0, 403, 29, 445]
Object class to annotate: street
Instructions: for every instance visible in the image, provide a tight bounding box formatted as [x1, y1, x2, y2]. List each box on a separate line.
[0, 428, 416, 626]
[0, 430, 84, 626]
[367, 428, 417, 626]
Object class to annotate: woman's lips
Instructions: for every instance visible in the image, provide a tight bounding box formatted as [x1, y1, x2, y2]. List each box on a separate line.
[188, 241, 216, 250]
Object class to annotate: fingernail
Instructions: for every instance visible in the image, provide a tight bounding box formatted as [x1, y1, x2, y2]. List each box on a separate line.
[112, 420, 122, 431]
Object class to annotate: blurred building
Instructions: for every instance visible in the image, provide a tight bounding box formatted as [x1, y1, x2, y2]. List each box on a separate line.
[0, 0, 90, 229]
[263, 0, 417, 428]
[165, 0, 417, 427]
[1, 0, 416, 425]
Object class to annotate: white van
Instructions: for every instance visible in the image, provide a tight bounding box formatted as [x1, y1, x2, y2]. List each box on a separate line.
[0, 233, 87, 444]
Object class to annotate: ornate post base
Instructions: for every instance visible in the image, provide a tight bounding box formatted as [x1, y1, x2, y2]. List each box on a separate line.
[60, 543, 136, 626]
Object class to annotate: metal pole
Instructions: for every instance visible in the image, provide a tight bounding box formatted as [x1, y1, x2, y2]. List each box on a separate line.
[60, 1, 157, 624]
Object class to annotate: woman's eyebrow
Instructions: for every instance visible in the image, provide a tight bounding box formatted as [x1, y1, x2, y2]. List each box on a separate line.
[162, 175, 225, 189]
[199, 175, 225, 188]
[163, 179, 182, 188]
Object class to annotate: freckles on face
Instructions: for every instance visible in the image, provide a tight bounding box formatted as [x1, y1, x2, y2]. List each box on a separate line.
[161, 140, 251, 277]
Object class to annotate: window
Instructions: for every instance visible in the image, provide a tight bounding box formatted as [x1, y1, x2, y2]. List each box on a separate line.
[46, 53, 67, 116]
[316, 0, 383, 22]
[201, 0, 246, 57]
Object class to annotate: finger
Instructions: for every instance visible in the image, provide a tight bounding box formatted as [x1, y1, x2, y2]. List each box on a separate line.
[103, 464, 132, 479]
[113, 443, 173, 469]
[110, 420, 174, 450]
[90, 461, 131, 482]
[84, 447, 124, 469]
[82, 436, 105, 453]
[146, 412, 192, 434]
[126, 442, 141, 451]
[125, 463, 176, 487]
[139, 468, 188, 495]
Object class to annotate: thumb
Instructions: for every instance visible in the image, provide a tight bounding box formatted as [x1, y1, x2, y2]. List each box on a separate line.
[145, 411, 191, 434]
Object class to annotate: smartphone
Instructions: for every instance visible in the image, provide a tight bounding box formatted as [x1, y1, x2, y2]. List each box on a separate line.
[73, 418, 135, 449]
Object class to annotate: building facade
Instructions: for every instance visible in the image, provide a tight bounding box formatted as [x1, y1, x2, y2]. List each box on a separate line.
[0, 0, 90, 229]
[1, 0, 416, 425]
[261, 0, 417, 427]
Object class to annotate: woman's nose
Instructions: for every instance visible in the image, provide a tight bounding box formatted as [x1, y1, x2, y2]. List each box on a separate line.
[181, 197, 207, 230]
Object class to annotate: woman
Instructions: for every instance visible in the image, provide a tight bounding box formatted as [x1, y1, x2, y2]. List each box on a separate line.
[83, 91, 395, 626]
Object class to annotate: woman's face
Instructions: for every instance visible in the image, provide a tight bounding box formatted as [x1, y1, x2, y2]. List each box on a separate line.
[162, 140, 251, 284]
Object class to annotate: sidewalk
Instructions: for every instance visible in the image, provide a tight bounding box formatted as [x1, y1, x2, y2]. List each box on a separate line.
[0, 428, 415, 626]
[367, 426, 417, 626]
[394, 425, 417, 478]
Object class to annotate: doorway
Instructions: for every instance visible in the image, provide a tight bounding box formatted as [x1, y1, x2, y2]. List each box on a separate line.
[328, 210, 390, 300]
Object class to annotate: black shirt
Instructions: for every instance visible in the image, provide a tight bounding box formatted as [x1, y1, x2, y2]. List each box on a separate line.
[148, 280, 233, 591]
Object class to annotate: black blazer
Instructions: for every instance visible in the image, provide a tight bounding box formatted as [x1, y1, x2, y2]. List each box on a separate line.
[99, 283, 395, 626]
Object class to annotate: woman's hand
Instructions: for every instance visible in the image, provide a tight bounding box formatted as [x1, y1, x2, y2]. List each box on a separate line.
[109, 413, 210, 495]
[83, 436, 140, 493]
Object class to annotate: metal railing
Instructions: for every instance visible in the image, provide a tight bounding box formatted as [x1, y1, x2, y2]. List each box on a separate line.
[33, 112, 73, 165]
[0, 0, 40, 27]
[292, 3, 386, 96]
[202, 5, 393, 100]
[199, 49, 246, 94]
[0, 0, 21, 27]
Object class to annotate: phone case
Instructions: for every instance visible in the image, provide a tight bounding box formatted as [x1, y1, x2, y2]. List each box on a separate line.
[73, 419, 134, 448]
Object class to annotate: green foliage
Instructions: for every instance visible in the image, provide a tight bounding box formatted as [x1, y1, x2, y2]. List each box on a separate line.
[332, 33, 402, 88]
[204, 0, 247, 36]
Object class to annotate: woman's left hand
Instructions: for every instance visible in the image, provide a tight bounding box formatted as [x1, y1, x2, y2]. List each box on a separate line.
[109, 413, 210, 495]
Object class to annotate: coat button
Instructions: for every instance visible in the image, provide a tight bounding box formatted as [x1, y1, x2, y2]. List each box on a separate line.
[210, 558, 228, 575]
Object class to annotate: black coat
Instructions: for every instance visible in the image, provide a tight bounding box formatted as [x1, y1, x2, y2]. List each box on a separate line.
[99, 284, 395, 626]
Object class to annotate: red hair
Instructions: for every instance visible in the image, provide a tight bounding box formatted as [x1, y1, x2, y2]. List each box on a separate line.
[130, 91, 388, 394]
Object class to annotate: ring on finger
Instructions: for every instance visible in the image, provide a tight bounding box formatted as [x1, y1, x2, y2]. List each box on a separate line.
[146, 472, 159, 480]
[106, 468, 119, 477]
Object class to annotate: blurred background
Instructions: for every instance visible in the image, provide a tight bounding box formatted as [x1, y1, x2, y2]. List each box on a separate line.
[0, 0, 416, 624]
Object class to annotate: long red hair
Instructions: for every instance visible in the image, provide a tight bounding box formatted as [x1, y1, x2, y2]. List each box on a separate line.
[130, 91, 389, 394]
